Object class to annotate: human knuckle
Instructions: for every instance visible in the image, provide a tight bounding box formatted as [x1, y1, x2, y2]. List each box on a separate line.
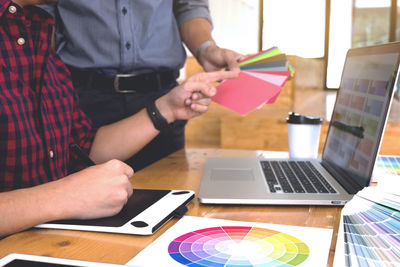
[117, 174, 129, 184]
[115, 190, 128, 202]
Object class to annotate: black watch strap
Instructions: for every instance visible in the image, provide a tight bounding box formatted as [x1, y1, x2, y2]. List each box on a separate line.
[146, 101, 173, 132]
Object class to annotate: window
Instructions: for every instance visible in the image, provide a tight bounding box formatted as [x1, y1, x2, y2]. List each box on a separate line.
[262, 0, 325, 58]
[326, 0, 353, 89]
[209, 0, 326, 57]
[327, 0, 393, 89]
[209, 0, 260, 55]
[397, 1, 400, 40]
[352, 0, 391, 47]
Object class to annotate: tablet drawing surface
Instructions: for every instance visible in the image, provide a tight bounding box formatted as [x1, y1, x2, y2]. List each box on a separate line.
[52, 189, 169, 227]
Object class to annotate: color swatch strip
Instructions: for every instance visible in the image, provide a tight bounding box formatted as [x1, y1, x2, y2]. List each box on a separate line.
[168, 226, 309, 266]
[375, 155, 400, 176]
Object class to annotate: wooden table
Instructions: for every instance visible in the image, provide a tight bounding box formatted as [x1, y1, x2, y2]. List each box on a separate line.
[0, 149, 349, 266]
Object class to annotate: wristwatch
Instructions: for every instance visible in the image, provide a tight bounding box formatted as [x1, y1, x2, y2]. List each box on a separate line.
[146, 101, 173, 132]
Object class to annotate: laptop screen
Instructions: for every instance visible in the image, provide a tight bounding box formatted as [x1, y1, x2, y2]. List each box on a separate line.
[322, 43, 400, 189]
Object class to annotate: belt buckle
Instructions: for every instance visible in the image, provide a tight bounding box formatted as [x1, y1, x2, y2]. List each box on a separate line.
[114, 74, 136, 93]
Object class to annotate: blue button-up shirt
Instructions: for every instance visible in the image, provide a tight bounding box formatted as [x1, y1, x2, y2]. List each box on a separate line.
[41, 0, 211, 73]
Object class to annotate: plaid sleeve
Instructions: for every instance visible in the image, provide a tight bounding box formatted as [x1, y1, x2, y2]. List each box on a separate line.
[68, 92, 97, 172]
[70, 98, 96, 153]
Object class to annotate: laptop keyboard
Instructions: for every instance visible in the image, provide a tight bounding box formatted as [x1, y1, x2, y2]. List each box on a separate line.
[260, 161, 337, 194]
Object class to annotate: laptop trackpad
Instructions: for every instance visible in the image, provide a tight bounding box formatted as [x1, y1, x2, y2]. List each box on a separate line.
[211, 168, 255, 181]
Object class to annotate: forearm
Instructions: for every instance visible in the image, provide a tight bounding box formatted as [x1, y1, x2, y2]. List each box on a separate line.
[0, 161, 134, 237]
[179, 17, 214, 56]
[0, 183, 65, 237]
[89, 107, 167, 164]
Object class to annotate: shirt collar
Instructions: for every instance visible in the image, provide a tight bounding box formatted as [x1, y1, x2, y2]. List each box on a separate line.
[0, 0, 12, 17]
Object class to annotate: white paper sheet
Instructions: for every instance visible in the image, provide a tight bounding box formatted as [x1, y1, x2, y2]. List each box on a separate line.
[126, 216, 333, 267]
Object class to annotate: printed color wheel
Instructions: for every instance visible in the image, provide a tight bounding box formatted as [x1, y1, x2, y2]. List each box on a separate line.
[168, 226, 309, 266]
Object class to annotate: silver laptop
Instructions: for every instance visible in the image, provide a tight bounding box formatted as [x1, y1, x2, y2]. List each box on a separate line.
[199, 42, 400, 206]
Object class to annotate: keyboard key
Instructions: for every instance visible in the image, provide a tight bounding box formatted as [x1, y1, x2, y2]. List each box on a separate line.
[260, 161, 278, 192]
[288, 162, 317, 193]
[271, 162, 293, 193]
[306, 162, 337, 193]
[280, 162, 305, 193]
[298, 162, 330, 193]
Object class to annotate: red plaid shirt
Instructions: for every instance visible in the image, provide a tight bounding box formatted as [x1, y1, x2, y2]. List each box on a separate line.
[0, 0, 96, 192]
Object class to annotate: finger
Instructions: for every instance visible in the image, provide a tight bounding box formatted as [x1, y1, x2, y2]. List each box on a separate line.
[192, 97, 211, 107]
[108, 159, 134, 178]
[224, 51, 242, 73]
[185, 98, 192, 105]
[191, 92, 201, 100]
[126, 180, 133, 198]
[118, 174, 133, 199]
[127, 188, 133, 199]
[117, 161, 134, 177]
[200, 70, 239, 84]
[190, 103, 209, 113]
[122, 165, 134, 178]
[190, 91, 210, 102]
[184, 82, 216, 98]
[231, 54, 246, 74]
[237, 54, 246, 62]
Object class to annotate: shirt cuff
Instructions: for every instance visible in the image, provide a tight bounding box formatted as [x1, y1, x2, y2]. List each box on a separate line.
[175, 6, 213, 28]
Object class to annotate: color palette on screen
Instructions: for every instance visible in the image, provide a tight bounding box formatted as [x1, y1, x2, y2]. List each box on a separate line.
[168, 226, 309, 267]
[375, 156, 400, 176]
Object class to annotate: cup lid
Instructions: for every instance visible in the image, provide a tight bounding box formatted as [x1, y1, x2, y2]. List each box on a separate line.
[286, 112, 322, 125]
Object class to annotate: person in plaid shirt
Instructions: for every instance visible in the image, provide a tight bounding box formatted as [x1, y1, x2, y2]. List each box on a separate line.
[0, 0, 237, 237]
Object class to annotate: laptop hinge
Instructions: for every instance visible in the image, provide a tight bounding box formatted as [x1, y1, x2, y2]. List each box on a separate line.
[321, 161, 363, 195]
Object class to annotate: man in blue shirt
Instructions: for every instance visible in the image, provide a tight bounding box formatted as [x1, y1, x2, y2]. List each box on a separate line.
[43, 1, 243, 171]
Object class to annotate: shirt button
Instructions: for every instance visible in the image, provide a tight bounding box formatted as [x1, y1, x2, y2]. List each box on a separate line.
[49, 150, 54, 159]
[17, 37, 25, 46]
[125, 42, 131, 50]
[8, 5, 17, 14]
[122, 7, 127, 15]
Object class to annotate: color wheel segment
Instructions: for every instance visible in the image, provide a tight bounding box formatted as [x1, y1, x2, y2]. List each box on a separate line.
[168, 226, 309, 267]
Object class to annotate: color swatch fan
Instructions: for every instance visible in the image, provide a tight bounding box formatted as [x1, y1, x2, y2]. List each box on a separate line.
[334, 186, 400, 266]
[213, 47, 294, 115]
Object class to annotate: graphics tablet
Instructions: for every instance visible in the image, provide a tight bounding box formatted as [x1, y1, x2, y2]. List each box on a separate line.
[0, 254, 128, 267]
[36, 189, 194, 235]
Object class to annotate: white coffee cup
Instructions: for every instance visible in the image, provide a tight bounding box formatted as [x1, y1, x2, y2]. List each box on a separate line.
[286, 112, 323, 159]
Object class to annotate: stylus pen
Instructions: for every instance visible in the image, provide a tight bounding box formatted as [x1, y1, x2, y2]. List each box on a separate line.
[69, 143, 96, 167]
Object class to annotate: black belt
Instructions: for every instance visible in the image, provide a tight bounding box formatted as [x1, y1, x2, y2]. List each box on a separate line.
[68, 66, 179, 93]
